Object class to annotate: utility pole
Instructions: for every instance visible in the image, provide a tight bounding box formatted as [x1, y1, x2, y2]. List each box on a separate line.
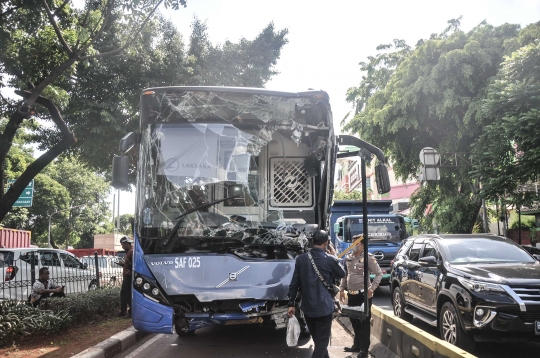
[117, 189, 121, 234]
[112, 193, 116, 236]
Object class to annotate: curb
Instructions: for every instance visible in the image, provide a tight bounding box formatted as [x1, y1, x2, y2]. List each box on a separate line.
[72, 326, 152, 358]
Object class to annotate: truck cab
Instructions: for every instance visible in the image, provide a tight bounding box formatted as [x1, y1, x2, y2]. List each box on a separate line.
[330, 200, 407, 286]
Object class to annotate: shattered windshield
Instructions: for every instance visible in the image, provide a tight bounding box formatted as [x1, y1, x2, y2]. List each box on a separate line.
[135, 88, 333, 258]
[136, 123, 310, 256]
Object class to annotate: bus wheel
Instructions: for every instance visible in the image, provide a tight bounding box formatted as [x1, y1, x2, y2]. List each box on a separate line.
[175, 324, 195, 337]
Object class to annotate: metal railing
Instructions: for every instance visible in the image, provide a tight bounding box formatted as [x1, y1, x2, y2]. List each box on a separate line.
[1, 252, 124, 301]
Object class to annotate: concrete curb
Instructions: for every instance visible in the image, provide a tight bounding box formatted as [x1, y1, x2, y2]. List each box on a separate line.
[72, 326, 152, 358]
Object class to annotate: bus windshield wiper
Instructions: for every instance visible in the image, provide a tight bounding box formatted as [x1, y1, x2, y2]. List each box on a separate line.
[164, 195, 242, 243]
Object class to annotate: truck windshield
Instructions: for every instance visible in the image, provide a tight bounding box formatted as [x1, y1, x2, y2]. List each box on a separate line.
[347, 217, 402, 242]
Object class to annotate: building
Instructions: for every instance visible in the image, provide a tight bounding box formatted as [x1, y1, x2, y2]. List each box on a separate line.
[335, 156, 420, 214]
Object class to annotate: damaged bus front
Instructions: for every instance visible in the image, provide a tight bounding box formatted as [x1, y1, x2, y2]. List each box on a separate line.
[112, 87, 337, 334]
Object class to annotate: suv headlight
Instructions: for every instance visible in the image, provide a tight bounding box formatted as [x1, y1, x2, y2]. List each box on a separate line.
[458, 277, 505, 293]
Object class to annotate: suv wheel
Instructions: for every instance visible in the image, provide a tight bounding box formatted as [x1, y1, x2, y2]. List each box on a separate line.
[439, 302, 475, 352]
[392, 286, 412, 322]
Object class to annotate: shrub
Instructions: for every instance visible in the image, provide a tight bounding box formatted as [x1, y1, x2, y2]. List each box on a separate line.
[0, 287, 121, 346]
[0, 300, 71, 347]
[39, 287, 121, 325]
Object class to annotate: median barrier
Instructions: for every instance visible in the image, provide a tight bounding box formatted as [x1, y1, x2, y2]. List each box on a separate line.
[338, 305, 477, 358]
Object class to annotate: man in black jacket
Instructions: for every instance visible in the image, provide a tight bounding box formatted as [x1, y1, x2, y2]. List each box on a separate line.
[287, 230, 345, 358]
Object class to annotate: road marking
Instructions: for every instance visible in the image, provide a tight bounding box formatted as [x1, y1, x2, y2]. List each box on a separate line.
[124, 334, 163, 358]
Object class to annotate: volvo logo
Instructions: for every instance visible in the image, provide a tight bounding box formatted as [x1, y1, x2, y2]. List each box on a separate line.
[216, 266, 250, 288]
[373, 252, 385, 261]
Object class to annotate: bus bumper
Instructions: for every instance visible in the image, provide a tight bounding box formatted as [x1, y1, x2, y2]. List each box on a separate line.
[132, 289, 174, 333]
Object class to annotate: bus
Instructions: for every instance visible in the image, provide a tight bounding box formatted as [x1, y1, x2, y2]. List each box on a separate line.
[111, 86, 390, 335]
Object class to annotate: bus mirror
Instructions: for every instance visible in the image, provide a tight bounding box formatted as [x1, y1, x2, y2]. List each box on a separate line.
[112, 155, 130, 189]
[119, 132, 137, 154]
[375, 163, 391, 194]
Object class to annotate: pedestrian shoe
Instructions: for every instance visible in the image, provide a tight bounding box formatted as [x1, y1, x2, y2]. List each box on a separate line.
[344, 346, 361, 353]
[357, 349, 369, 358]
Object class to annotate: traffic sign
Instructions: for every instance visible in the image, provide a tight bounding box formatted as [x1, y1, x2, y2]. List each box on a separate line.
[4, 179, 34, 207]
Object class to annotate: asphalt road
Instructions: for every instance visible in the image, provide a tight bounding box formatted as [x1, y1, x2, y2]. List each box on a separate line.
[115, 286, 539, 358]
[375, 285, 540, 358]
[116, 317, 361, 358]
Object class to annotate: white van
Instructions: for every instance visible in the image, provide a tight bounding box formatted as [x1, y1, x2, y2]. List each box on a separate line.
[0, 248, 98, 301]
[79, 255, 124, 286]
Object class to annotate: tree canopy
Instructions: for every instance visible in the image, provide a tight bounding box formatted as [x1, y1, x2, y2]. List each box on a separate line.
[471, 34, 540, 206]
[0, 1, 288, 223]
[343, 19, 540, 233]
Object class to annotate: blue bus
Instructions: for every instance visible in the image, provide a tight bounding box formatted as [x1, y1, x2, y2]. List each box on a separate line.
[111, 86, 390, 335]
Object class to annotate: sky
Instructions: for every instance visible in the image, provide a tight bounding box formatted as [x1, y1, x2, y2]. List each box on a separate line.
[112, 0, 540, 216]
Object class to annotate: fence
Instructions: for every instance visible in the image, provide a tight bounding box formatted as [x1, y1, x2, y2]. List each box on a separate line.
[1, 252, 124, 301]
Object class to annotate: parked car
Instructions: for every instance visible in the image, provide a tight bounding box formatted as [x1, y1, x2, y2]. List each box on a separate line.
[79, 255, 124, 286]
[521, 245, 540, 261]
[0, 248, 98, 301]
[390, 234, 540, 351]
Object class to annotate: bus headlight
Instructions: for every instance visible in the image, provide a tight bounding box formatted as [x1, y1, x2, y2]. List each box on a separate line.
[133, 273, 170, 306]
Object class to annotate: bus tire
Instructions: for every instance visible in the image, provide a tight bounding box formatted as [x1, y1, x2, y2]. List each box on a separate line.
[175, 324, 195, 337]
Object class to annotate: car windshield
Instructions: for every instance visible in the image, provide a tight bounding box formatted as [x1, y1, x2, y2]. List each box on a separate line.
[441, 238, 535, 264]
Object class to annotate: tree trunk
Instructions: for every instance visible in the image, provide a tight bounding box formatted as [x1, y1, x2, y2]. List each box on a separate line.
[466, 200, 483, 234]
[64, 226, 71, 250]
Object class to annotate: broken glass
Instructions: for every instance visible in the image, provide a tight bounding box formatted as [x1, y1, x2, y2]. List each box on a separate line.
[136, 89, 333, 259]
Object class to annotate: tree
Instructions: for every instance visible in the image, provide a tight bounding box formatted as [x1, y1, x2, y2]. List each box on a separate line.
[27, 16, 289, 176]
[47, 157, 110, 249]
[0, 0, 186, 222]
[344, 20, 523, 233]
[116, 213, 134, 236]
[333, 190, 364, 200]
[471, 23, 540, 206]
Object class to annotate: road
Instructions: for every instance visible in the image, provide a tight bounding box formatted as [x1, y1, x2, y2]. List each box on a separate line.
[374, 286, 540, 358]
[117, 316, 360, 358]
[116, 286, 539, 358]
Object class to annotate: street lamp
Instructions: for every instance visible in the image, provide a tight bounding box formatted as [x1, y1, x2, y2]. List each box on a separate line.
[47, 204, 88, 248]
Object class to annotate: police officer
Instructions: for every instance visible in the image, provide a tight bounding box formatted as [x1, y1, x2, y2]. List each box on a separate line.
[339, 234, 383, 358]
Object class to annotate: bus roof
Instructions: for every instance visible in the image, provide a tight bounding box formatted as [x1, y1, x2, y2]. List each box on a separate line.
[141, 86, 330, 100]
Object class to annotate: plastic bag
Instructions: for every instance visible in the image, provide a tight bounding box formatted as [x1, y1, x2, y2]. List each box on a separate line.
[286, 316, 301, 347]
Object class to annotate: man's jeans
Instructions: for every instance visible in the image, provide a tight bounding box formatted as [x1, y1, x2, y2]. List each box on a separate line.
[348, 293, 372, 350]
[304, 313, 333, 358]
[120, 274, 132, 314]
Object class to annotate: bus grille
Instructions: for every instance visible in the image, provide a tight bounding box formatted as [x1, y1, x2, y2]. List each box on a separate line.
[270, 158, 312, 207]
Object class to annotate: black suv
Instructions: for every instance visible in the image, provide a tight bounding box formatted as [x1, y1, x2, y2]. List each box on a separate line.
[390, 234, 540, 351]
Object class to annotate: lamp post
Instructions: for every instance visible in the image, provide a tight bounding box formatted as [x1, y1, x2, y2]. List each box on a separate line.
[47, 204, 88, 248]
